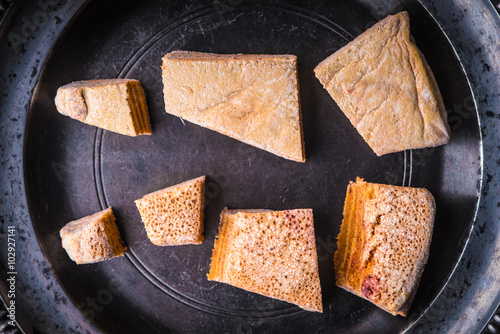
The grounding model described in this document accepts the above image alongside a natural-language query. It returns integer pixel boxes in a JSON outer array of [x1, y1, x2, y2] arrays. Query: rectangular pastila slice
[[135, 176, 205, 246], [207, 208, 323, 312], [55, 79, 151, 136], [314, 12, 450, 156], [162, 51, 305, 162], [333, 177, 435, 316]]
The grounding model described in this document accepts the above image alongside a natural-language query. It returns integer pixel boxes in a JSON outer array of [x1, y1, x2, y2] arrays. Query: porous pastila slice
[[135, 176, 205, 246], [162, 51, 305, 162], [60, 207, 127, 264], [207, 208, 323, 312], [334, 177, 435, 316], [55, 79, 151, 136], [314, 12, 450, 155]]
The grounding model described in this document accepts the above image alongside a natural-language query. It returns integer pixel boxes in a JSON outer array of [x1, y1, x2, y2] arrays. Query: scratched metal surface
[[0, 0, 498, 333]]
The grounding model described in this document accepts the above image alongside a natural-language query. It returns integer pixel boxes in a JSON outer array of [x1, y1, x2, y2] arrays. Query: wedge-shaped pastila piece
[[334, 177, 435, 316], [314, 12, 450, 156], [162, 51, 305, 162], [207, 208, 323, 312], [55, 79, 151, 136], [60, 207, 127, 264], [135, 176, 205, 246]]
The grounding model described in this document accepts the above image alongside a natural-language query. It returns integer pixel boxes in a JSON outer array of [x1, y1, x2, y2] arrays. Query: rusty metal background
[[0, 0, 498, 333]]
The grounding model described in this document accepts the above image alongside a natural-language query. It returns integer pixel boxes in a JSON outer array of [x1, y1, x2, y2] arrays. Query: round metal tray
[[0, 0, 498, 333]]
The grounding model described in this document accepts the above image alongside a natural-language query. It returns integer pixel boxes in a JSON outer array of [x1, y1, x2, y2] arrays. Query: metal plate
[[1, 0, 499, 333]]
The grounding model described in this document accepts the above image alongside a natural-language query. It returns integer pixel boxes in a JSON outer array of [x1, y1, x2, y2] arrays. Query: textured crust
[[162, 51, 305, 162], [55, 79, 152, 137], [314, 12, 450, 156], [207, 208, 323, 312], [333, 178, 435, 316], [59, 207, 127, 264], [135, 176, 205, 246]]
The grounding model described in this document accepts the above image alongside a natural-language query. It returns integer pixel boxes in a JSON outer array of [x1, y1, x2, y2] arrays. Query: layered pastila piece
[[334, 178, 435, 316], [55, 79, 151, 136], [162, 51, 305, 162], [314, 12, 450, 156], [135, 176, 205, 246], [208, 208, 323, 312], [60, 207, 127, 265]]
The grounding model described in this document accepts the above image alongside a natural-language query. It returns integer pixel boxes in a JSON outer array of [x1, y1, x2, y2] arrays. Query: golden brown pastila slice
[[60, 207, 127, 264], [333, 177, 435, 316], [314, 12, 450, 156], [162, 51, 305, 162], [135, 176, 205, 246], [207, 208, 323, 312], [55, 79, 151, 136]]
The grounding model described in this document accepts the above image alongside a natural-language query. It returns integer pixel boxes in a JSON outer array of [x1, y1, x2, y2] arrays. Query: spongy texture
[[135, 176, 205, 246], [54, 79, 151, 136], [207, 208, 323, 312], [333, 177, 435, 316], [60, 207, 127, 264]]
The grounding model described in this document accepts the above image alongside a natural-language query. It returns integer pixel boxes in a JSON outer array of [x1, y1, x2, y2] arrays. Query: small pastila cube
[[60, 207, 127, 264], [54, 79, 152, 136], [207, 208, 323, 312], [135, 176, 205, 246]]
